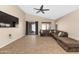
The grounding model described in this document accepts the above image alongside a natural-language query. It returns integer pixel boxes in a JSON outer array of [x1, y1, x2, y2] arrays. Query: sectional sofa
[[50, 30, 79, 52]]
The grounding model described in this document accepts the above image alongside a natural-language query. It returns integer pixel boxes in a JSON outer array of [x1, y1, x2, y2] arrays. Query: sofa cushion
[[59, 32, 68, 37], [58, 32, 62, 37]]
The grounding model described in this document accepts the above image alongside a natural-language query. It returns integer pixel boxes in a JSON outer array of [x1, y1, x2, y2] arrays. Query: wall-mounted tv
[[0, 11, 19, 27]]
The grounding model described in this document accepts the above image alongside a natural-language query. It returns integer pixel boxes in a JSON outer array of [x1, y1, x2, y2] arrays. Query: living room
[[0, 5, 79, 53]]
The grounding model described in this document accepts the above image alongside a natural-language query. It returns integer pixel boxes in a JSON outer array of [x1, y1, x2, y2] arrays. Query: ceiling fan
[[34, 5, 50, 14]]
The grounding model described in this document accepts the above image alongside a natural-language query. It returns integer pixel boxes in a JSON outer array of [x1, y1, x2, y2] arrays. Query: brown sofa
[[50, 30, 79, 52], [40, 30, 51, 36]]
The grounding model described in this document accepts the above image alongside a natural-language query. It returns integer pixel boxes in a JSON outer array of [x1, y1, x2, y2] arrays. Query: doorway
[[26, 21, 38, 35]]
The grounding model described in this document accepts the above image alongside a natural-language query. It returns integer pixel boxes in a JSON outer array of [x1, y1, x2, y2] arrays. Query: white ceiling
[[19, 5, 79, 19]]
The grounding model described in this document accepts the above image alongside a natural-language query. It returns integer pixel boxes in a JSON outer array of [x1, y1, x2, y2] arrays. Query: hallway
[[0, 35, 67, 54]]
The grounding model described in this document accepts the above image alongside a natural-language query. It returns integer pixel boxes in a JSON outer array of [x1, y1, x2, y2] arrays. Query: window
[[41, 22, 51, 30]]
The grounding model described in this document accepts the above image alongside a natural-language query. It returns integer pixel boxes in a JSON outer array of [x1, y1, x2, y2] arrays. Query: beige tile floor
[[0, 35, 78, 54]]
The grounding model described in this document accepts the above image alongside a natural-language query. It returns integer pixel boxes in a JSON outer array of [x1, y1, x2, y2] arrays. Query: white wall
[[25, 14, 55, 35], [57, 9, 79, 41], [0, 5, 25, 48]]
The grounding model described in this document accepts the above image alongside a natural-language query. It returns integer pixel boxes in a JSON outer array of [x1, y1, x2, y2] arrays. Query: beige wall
[[56, 9, 79, 41], [25, 14, 55, 35], [0, 5, 55, 48], [0, 5, 25, 48]]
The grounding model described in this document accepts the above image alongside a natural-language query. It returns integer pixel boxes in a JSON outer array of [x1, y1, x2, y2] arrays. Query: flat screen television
[[0, 11, 19, 27]]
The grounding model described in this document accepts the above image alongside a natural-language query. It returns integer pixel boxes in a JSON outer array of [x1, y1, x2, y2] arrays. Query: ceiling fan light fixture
[[34, 5, 50, 14]]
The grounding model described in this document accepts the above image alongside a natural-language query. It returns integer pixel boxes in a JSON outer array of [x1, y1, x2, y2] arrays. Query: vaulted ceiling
[[19, 5, 79, 20]]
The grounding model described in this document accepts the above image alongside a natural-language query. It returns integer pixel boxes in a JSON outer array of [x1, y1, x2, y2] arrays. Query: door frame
[[25, 21, 38, 35]]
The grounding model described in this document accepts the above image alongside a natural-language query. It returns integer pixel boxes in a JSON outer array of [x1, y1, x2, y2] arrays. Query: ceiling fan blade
[[40, 5, 43, 9], [36, 10, 40, 13], [41, 11, 45, 14], [34, 8, 40, 10], [43, 9, 50, 11]]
